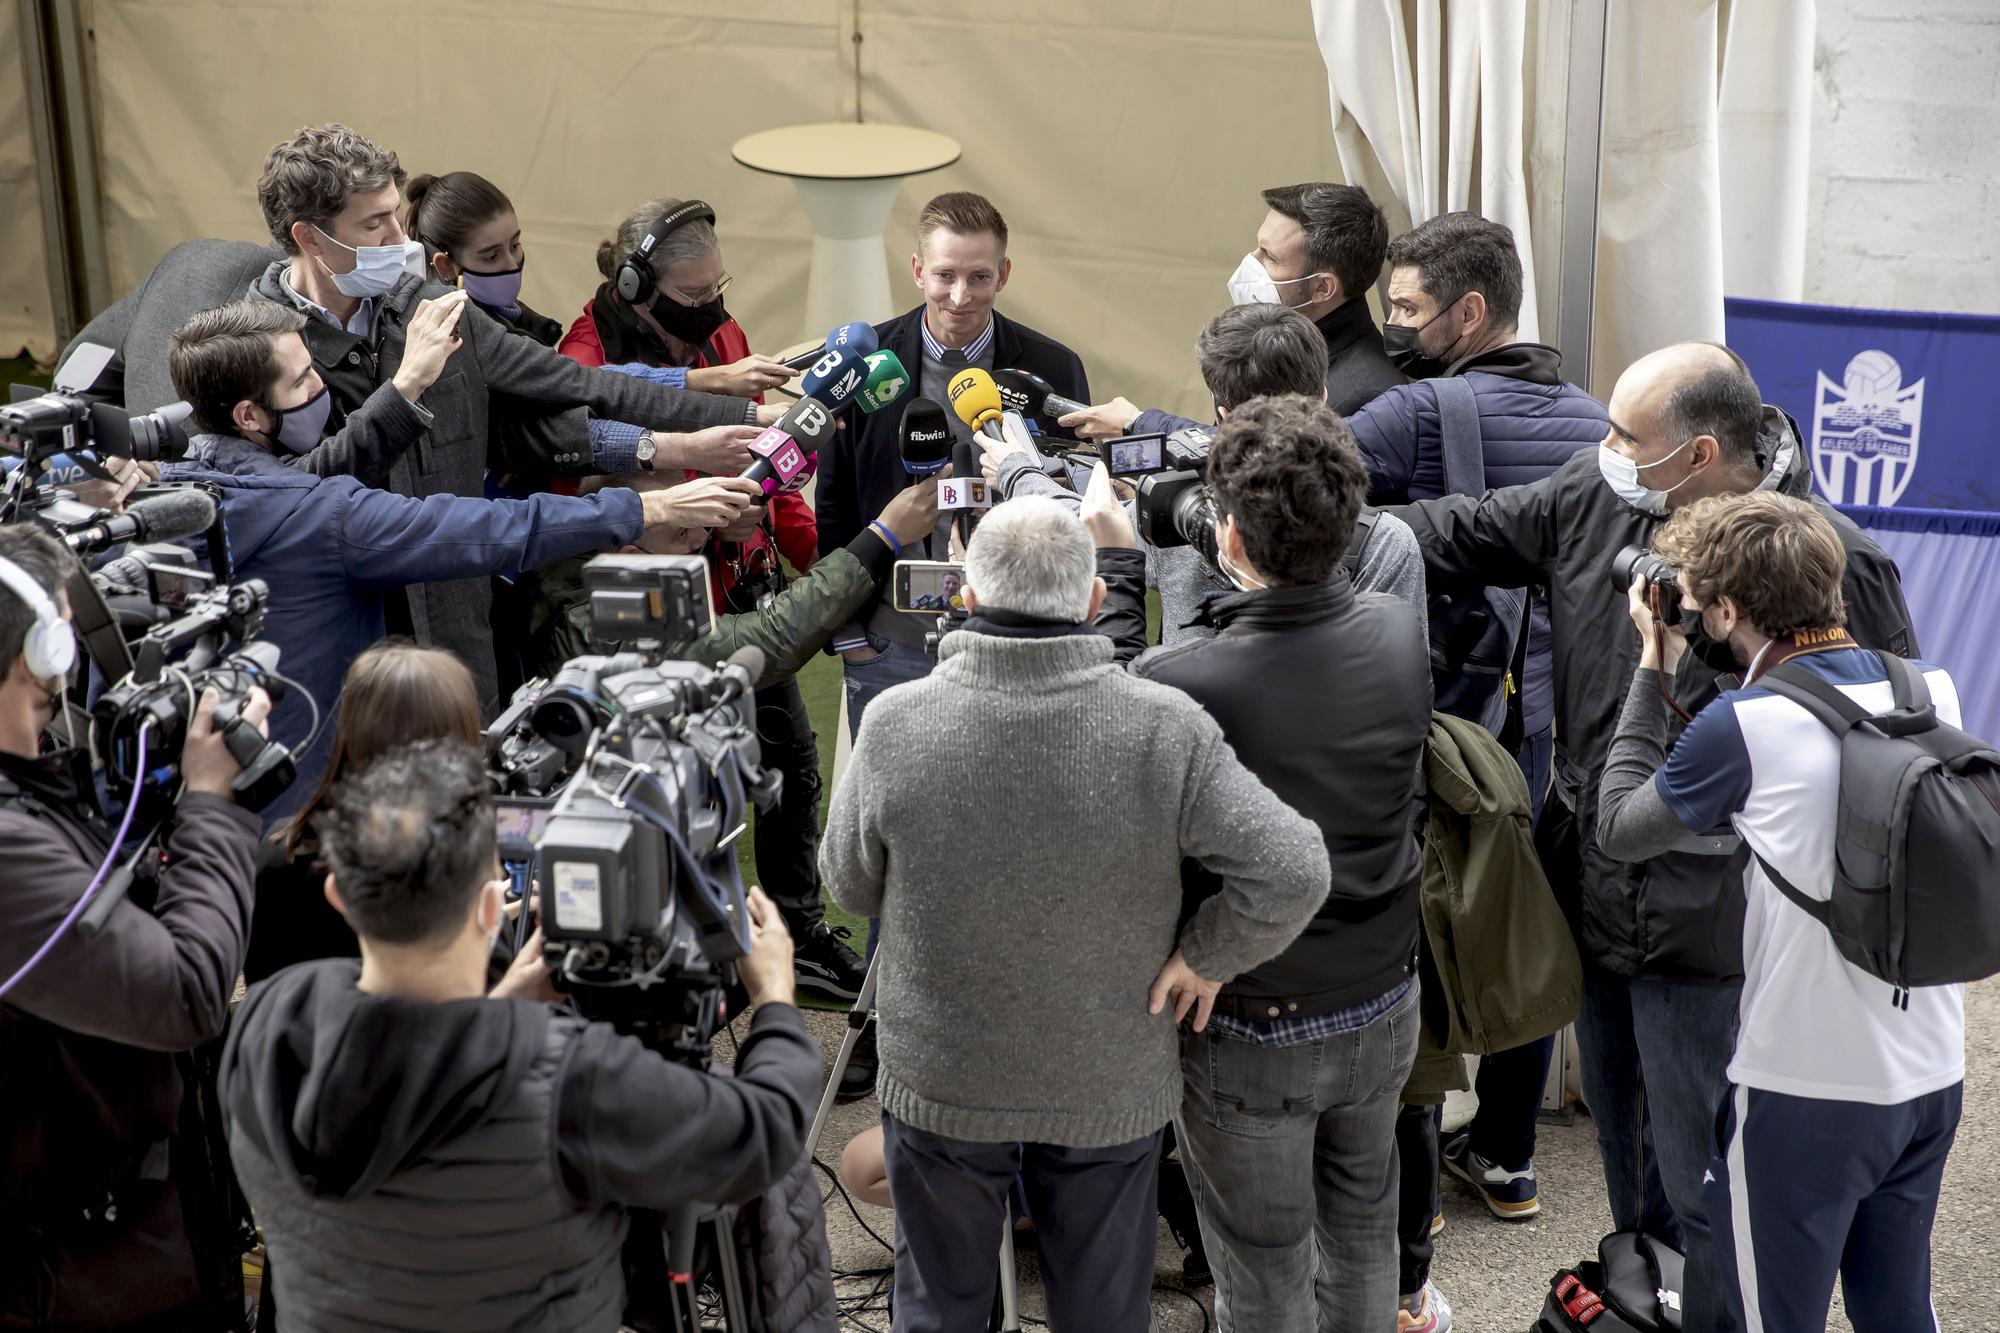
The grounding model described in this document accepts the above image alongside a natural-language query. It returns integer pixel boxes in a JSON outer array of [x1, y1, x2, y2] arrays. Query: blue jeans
[[882, 1116, 1162, 1333], [1576, 966, 1742, 1333], [1176, 983, 1420, 1333], [1707, 1081, 1959, 1333], [842, 636, 934, 959]]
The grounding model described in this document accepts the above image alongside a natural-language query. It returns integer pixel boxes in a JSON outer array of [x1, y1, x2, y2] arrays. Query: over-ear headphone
[[0, 553, 74, 680], [613, 199, 718, 303]]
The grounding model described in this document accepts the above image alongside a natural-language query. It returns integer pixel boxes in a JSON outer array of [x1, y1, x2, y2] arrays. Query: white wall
[[1803, 0, 2000, 314]]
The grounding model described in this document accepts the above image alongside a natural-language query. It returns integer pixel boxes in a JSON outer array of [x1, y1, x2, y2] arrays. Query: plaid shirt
[[1204, 975, 1415, 1049]]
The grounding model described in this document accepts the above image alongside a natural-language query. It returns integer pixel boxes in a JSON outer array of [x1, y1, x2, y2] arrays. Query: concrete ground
[[767, 978, 1999, 1331]]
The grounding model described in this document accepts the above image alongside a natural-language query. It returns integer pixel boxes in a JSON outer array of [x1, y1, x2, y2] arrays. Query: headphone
[[613, 199, 718, 303], [0, 553, 74, 680]]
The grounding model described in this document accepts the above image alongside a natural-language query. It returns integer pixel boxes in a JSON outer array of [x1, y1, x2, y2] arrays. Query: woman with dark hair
[[243, 642, 483, 983], [404, 170, 564, 344]]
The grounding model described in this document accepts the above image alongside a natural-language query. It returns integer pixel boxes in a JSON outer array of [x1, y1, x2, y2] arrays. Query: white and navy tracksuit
[[1652, 648, 1965, 1333]]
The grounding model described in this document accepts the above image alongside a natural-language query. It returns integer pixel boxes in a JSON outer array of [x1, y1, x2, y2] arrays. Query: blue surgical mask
[[313, 225, 426, 300], [261, 384, 333, 455], [1597, 437, 1702, 517]]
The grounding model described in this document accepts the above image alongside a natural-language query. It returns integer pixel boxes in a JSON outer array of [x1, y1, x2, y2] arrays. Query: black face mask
[[1382, 296, 1466, 379], [1685, 608, 1744, 675], [641, 290, 731, 348]]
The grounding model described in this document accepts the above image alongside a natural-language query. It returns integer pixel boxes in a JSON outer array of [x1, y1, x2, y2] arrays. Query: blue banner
[[1724, 297, 2000, 515]]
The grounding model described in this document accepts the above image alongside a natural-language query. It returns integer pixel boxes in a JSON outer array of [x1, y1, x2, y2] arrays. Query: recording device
[[855, 349, 912, 414], [1610, 544, 1693, 628], [935, 477, 992, 511], [993, 368, 1089, 423], [741, 397, 837, 497], [580, 552, 715, 646], [898, 398, 953, 476], [946, 367, 1006, 443], [1, 388, 194, 466], [1131, 424, 1222, 563], [779, 320, 878, 372], [892, 559, 967, 614], [61, 487, 217, 555], [799, 347, 869, 411], [1103, 432, 1169, 478]]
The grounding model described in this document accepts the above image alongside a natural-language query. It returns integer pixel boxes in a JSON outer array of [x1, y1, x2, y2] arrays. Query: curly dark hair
[[1205, 395, 1369, 586], [257, 123, 407, 255], [1651, 492, 1847, 638], [316, 738, 494, 946]]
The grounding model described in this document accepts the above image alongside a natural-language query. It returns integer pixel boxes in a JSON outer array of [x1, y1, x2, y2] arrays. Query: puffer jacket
[[1393, 407, 1917, 977]]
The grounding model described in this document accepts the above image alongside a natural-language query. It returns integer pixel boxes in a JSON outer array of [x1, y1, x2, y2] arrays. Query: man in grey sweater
[[821, 495, 1329, 1332]]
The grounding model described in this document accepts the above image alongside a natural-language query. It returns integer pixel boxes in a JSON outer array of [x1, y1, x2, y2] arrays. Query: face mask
[[459, 262, 524, 311], [1687, 603, 1744, 673], [641, 290, 731, 348], [259, 383, 333, 455], [1382, 297, 1466, 378], [313, 225, 426, 300], [1596, 436, 1702, 517], [1226, 252, 1324, 308], [1215, 518, 1267, 592]]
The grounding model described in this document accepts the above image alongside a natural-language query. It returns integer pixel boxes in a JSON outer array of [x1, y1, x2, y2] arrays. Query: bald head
[[1604, 341, 1766, 507]]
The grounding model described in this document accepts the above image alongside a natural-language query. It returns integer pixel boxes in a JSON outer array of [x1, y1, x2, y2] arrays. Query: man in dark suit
[[1060, 182, 1404, 441], [815, 191, 1090, 732]]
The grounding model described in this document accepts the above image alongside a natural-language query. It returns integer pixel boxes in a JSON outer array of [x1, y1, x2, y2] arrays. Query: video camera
[[1131, 424, 1222, 566], [483, 555, 779, 1063], [2, 344, 196, 523]]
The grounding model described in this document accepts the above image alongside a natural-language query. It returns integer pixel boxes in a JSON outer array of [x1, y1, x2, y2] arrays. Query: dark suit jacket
[[815, 305, 1089, 563]]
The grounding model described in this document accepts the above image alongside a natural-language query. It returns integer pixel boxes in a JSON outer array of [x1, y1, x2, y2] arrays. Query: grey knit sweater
[[821, 626, 1331, 1147]]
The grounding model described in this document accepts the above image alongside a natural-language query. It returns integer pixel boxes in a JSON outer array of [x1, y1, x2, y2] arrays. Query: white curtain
[[1311, 0, 1817, 398]]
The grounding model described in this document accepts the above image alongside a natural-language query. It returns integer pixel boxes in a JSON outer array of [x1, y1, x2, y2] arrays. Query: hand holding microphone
[[689, 354, 794, 399], [740, 397, 838, 497], [638, 475, 763, 531], [1057, 396, 1144, 443], [874, 466, 950, 547], [993, 369, 1091, 424]]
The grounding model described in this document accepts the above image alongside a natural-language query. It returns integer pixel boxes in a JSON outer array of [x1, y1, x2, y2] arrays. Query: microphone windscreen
[[946, 368, 1003, 433], [855, 350, 912, 415], [776, 396, 837, 451], [899, 398, 953, 476], [800, 347, 868, 409], [826, 322, 878, 359], [993, 368, 1051, 419], [130, 488, 217, 543], [725, 644, 767, 680]]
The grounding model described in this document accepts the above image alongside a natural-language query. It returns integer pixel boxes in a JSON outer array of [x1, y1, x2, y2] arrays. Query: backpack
[[1535, 1231, 1684, 1332], [1425, 377, 1528, 737], [1749, 652, 2000, 996]]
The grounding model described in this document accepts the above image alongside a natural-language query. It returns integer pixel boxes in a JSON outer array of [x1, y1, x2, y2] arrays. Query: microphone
[[0, 452, 100, 488], [945, 367, 1006, 442], [740, 398, 838, 497], [799, 347, 869, 411], [780, 321, 878, 373], [854, 350, 912, 415], [993, 368, 1088, 422], [62, 488, 216, 554], [898, 398, 953, 477]]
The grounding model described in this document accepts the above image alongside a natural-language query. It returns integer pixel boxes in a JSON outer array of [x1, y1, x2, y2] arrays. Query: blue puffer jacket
[[1346, 343, 1607, 736], [165, 435, 642, 821]]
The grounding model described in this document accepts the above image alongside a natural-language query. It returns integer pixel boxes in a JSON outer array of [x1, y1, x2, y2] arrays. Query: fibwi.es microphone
[[800, 347, 869, 411], [780, 321, 878, 373], [855, 350, 911, 414], [898, 398, 953, 476], [741, 397, 837, 497], [993, 368, 1089, 422], [63, 488, 216, 554], [946, 367, 1006, 443]]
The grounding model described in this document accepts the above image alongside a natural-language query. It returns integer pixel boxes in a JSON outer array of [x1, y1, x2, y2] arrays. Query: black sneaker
[[835, 1013, 878, 1104], [794, 922, 867, 1004]]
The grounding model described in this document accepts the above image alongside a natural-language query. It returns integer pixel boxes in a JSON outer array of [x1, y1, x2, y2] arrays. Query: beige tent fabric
[[0, 3, 57, 360], [71, 0, 1345, 420]]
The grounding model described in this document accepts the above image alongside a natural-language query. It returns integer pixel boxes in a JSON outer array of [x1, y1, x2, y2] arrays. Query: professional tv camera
[[484, 554, 780, 1063], [2, 344, 195, 522], [1131, 423, 1221, 564]]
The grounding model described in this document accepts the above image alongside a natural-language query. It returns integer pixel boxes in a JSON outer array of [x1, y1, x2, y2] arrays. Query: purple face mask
[[459, 263, 524, 311]]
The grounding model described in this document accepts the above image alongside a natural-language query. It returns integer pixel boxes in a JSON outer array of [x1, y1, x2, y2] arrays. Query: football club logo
[[1811, 349, 1924, 506]]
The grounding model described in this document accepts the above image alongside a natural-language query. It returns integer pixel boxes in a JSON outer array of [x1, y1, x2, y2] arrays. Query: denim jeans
[[882, 1116, 1162, 1333], [1176, 982, 1420, 1333], [841, 635, 935, 958], [748, 676, 825, 934], [1576, 964, 1743, 1333]]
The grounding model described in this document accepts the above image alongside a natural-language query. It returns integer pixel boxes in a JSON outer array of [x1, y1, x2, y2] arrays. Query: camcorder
[[484, 554, 780, 1064], [1131, 424, 1223, 567]]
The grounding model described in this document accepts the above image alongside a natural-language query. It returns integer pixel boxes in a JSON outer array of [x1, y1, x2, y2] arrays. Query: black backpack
[[1536, 1231, 1684, 1332], [1751, 652, 2000, 998]]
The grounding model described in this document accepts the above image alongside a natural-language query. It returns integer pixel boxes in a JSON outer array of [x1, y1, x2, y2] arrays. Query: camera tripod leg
[[804, 946, 880, 1162], [997, 1219, 1022, 1332], [710, 1213, 752, 1330]]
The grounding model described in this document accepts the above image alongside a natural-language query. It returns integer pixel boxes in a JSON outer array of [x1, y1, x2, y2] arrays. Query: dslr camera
[[1610, 544, 1693, 627], [484, 554, 778, 1063]]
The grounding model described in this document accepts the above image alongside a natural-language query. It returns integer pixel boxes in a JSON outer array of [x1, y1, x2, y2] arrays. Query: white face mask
[[1596, 437, 1702, 517], [313, 225, 426, 300], [1216, 517, 1268, 592], [1225, 252, 1325, 308]]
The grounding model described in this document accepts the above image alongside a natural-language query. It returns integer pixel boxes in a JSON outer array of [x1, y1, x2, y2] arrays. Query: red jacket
[[561, 300, 817, 611]]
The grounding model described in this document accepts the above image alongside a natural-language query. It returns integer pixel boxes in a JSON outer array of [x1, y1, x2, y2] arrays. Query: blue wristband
[[869, 520, 902, 556]]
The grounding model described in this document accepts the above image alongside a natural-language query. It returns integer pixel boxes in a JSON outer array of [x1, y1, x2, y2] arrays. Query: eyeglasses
[[662, 272, 732, 306]]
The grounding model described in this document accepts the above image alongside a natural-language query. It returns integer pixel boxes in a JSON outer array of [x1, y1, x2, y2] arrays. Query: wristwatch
[[634, 431, 657, 472]]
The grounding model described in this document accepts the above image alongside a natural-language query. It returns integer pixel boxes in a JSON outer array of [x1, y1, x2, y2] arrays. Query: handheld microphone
[[62, 488, 217, 554], [945, 367, 1006, 442], [993, 368, 1089, 422], [799, 347, 869, 411], [740, 397, 838, 497], [780, 321, 878, 373], [855, 350, 912, 415], [898, 398, 953, 477]]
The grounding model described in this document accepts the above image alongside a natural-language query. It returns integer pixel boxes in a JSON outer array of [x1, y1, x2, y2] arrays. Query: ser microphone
[[780, 321, 879, 372], [898, 398, 953, 476], [945, 367, 1006, 443], [62, 488, 217, 555], [993, 368, 1089, 422]]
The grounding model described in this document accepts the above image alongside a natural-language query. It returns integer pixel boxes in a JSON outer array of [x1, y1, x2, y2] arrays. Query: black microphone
[[63, 488, 216, 555], [898, 398, 953, 477], [993, 368, 1089, 422]]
